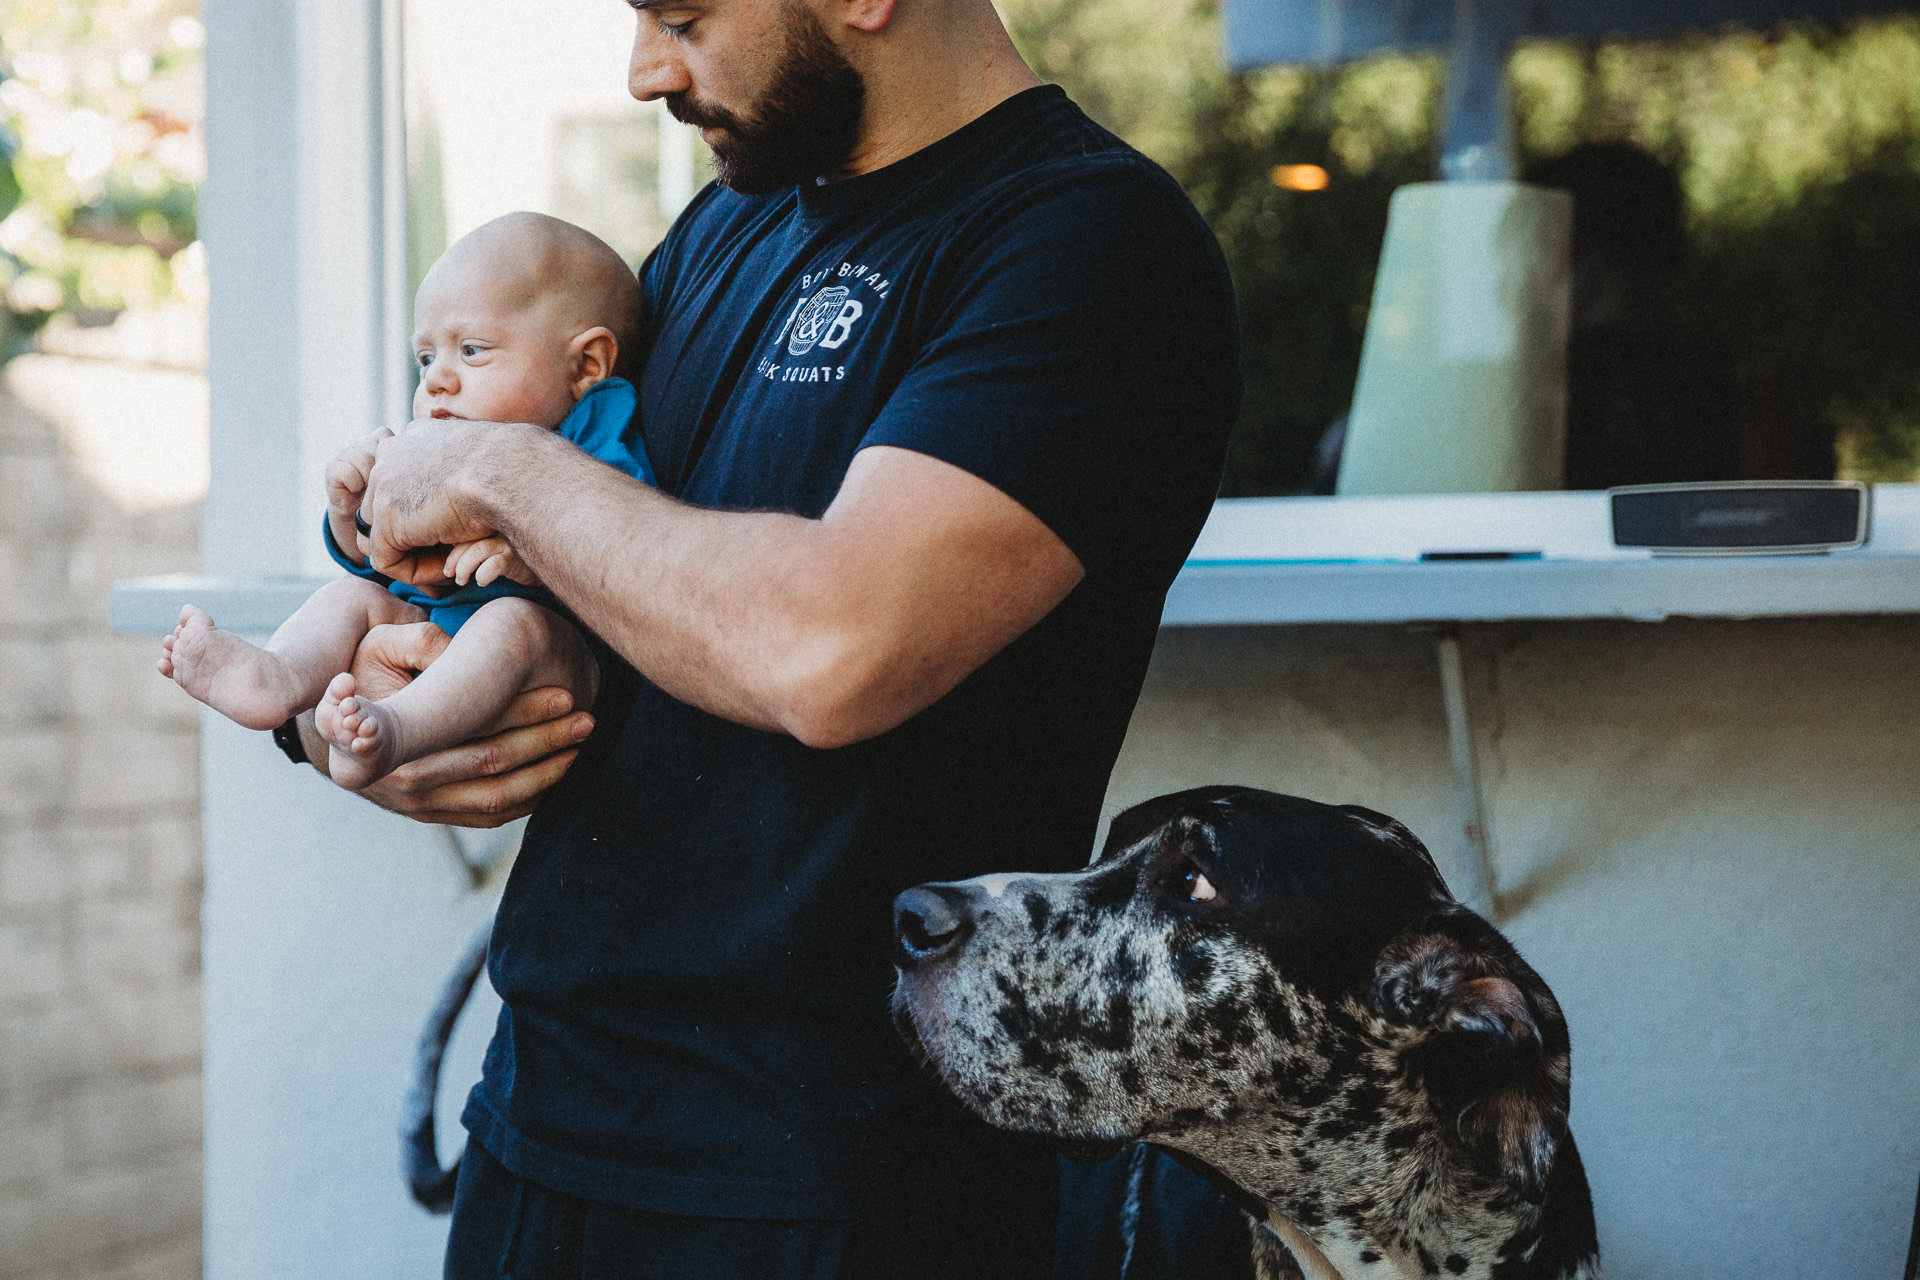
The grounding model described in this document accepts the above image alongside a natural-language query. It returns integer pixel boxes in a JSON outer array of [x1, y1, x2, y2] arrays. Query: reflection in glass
[[400, 0, 708, 295]]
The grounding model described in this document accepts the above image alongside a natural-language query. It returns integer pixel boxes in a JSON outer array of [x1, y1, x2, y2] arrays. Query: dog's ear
[[1372, 925, 1570, 1203], [1337, 805, 1453, 901]]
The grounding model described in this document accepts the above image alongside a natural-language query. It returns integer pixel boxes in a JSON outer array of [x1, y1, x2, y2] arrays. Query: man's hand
[[312, 620, 593, 827], [324, 426, 395, 568], [363, 418, 544, 586]]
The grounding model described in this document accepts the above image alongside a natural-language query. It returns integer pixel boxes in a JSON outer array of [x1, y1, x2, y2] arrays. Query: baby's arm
[[314, 597, 598, 791], [325, 426, 395, 567]]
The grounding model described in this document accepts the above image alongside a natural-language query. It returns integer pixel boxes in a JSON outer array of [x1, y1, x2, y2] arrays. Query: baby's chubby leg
[[315, 597, 599, 791], [160, 578, 426, 730]]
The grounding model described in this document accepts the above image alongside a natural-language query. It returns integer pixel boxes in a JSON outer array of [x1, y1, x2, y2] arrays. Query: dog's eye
[[1179, 861, 1218, 903]]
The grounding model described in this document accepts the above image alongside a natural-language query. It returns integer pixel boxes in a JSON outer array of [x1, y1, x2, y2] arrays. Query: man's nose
[[891, 884, 977, 970], [628, 22, 691, 102]]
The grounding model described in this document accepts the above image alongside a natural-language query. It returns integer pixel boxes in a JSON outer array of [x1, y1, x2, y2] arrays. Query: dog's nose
[[892, 885, 974, 969]]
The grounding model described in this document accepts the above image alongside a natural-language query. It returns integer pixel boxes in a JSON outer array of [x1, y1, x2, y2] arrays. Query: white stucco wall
[[1107, 618, 1920, 1279], [199, 709, 496, 1277]]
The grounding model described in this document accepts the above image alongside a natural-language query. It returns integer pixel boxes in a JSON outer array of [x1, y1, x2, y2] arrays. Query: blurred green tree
[[1001, 0, 1920, 490], [1001, 0, 1440, 494], [1511, 19, 1920, 482], [0, 0, 204, 359]]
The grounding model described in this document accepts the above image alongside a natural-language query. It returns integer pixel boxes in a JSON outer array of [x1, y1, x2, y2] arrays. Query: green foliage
[[1511, 19, 1920, 481], [1186, 62, 1440, 493], [1003, 0, 1920, 490], [0, 0, 204, 359], [997, 0, 1226, 175], [1002, 0, 1440, 494]]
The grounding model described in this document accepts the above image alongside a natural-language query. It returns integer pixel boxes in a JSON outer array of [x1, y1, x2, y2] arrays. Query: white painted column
[[190, 2, 498, 1275], [198, 0, 302, 577], [202, 0, 413, 579]]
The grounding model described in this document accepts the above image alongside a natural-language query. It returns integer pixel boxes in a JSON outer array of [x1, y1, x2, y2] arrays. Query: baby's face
[[411, 259, 580, 429]]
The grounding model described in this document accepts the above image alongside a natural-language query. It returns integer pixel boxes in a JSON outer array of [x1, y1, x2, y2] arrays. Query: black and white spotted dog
[[890, 786, 1600, 1280]]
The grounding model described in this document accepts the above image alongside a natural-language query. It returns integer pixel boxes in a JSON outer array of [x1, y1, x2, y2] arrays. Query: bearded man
[[342, 0, 1240, 1273]]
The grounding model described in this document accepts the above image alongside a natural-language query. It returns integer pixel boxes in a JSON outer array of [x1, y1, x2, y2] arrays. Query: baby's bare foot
[[161, 605, 309, 730], [315, 672, 409, 790]]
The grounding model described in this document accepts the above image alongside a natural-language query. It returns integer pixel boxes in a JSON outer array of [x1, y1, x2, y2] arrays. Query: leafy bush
[[0, 0, 204, 359], [1002, 0, 1920, 490]]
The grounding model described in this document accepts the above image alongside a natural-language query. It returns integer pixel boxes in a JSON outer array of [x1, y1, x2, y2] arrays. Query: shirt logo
[[787, 284, 866, 356], [761, 261, 891, 387]]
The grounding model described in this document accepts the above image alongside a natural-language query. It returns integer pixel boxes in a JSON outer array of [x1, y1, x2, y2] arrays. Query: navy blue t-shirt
[[463, 85, 1240, 1221]]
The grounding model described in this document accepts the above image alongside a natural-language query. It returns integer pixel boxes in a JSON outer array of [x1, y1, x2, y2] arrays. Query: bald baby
[[412, 213, 644, 429], [161, 211, 652, 792]]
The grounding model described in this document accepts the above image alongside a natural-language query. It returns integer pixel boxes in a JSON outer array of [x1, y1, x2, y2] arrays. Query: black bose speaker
[[1610, 482, 1869, 554]]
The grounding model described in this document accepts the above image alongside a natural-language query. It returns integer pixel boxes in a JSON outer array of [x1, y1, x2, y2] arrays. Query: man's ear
[[837, 0, 899, 35], [1372, 923, 1571, 1203], [569, 327, 619, 398]]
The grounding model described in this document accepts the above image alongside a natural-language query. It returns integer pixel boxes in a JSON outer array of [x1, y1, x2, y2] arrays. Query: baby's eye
[[461, 344, 483, 359], [416, 351, 433, 368]]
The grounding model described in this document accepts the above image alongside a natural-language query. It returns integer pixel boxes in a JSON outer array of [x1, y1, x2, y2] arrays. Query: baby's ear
[[569, 327, 619, 397]]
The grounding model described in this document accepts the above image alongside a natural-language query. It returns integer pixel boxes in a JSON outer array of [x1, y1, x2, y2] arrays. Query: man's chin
[[711, 155, 799, 196]]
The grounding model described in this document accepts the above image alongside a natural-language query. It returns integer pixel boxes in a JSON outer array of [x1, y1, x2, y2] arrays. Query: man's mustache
[[664, 92, 739, 134]]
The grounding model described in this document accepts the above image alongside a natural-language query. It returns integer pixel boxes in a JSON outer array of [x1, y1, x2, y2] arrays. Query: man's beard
[[665, 5, 866, 195]]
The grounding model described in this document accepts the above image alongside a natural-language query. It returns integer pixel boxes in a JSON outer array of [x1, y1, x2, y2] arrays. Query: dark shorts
[[444, 1143, 1058, 1280]]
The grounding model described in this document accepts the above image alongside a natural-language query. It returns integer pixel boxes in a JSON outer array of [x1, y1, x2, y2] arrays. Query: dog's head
[[890, 786, 1573, 1208]]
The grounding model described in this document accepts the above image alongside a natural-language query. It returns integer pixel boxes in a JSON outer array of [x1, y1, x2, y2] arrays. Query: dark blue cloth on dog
[[1055, 1149, 1260, 1280]]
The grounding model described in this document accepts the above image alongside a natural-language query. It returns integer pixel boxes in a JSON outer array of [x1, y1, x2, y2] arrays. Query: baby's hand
[[325, 426, 396, 564], [445, 536, 540, 588]]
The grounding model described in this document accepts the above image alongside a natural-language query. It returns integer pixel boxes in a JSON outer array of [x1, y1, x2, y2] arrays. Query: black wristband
[[271, 716, 309, 765]]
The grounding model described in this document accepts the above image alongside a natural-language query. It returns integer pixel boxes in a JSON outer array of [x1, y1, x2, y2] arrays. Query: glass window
[[401, 0, 706, 292]]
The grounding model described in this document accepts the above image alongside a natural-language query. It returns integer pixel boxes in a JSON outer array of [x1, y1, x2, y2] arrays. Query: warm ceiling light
[[1270, 164, 1331, 191]]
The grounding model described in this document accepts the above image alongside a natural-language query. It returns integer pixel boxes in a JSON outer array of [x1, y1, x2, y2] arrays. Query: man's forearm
[[461, 429, 899, 746], [365, 418, 1083, 748]]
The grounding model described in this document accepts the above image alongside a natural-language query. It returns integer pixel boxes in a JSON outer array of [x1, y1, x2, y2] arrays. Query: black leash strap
[[401, 919, 493, 1213]]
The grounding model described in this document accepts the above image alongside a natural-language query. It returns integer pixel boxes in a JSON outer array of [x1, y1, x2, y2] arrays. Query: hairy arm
[[362, 422, 1084, 749]]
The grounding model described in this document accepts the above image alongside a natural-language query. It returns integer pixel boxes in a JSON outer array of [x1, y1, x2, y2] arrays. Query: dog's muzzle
[[891, 885, 976, 969]]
